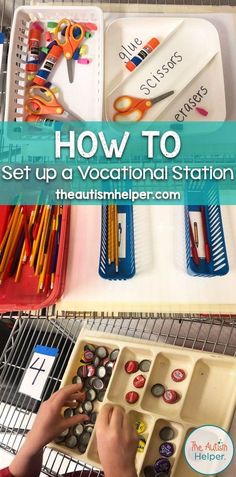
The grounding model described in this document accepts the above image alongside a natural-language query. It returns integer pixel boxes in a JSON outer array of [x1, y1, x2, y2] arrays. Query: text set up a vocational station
[[47, 329, 236, 477], [0, 5, 232, 312]]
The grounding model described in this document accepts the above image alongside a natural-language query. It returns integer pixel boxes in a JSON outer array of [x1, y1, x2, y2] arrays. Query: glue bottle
[[26, 24, 43, 73], [33, 44, 63, 86]]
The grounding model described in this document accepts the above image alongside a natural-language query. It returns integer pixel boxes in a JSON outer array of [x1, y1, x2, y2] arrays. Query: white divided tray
[[4, 5, 104, 121], [105, 17, 226, 122], [50, 329, 236, 477]]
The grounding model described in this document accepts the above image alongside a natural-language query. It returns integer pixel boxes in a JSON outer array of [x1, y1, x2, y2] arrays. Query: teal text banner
[[0, 121, 236, 205]]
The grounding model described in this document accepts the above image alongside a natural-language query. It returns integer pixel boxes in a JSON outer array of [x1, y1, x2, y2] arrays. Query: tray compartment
[[141, 351, 193, 418], [56, 336, 120, 460], [107, 345, 154, 406], [128, 410, 155, 472], [141, 418, 184, 477], [181, 357, 236, 427], [174, 428, 198, 477]]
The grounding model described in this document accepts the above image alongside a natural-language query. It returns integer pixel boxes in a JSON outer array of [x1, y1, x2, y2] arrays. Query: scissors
[[113, 90, 175, 121], [25, 85, 83, 121], [55, 18, 85, 83]]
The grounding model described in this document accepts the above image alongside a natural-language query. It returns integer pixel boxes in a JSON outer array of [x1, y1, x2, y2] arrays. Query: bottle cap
[[125, 360, 139, 374], [154, 458, 171, 474], [159, 442, 175, 457], [84, 349, 95, 362], [96, 365, 106, 378], [64, 408, 74, 418], [171, 368, 186, 382], [86, 388, 97, 402], [125, 391, 139, 404], [133, 374, 146, 388], [159, 426, 175, 441], [95, 346, 108, 359], [151, 383, 165, 397], [163, 390, 179, 404], [73, 423, 84, 437], [143, 466, 156, 477], [139, 359, 151, 372], [110, 349, 119, 361], [137, 436, 146, 452], [135, 420, 146, 434], [65, 435, 77, 448]]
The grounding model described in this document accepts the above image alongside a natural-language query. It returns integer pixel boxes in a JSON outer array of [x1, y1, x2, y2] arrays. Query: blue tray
[[99, 205, 135, 280]]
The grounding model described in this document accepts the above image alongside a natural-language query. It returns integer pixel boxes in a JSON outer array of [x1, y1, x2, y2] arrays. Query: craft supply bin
[[4, 5, 104, 122], [0, 2, 236, 477], [49, 328, 236, 477], [0, 206, 70, 312]]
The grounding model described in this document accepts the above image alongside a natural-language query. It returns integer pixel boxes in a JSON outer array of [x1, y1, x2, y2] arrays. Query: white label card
[[118, 213, 126, 259], [19, 345, 59, 401]]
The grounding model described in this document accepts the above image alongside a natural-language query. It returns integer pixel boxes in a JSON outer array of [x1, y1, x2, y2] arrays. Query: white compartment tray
[[49, 328, 236, 477]]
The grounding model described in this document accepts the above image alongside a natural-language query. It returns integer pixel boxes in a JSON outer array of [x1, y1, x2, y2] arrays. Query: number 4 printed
[[19, 345, 59, 400]]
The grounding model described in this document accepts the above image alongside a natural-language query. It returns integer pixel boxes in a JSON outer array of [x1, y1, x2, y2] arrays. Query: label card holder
[[19, 345, 59, 401]]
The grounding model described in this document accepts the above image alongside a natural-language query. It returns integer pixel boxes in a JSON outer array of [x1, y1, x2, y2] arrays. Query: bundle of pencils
[[0, 204, 63, 293], [107, 205, 119, 272]]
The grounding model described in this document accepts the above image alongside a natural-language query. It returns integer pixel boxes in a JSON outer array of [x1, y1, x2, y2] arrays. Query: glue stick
[[26, 114, 62, 130], [126, 37, 160, 72], [26, 24, 42, 73], [33, 44, 63, 86]]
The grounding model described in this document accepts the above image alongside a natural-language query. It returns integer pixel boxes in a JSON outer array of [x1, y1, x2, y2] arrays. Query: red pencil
[[189, 216, 200, 265]]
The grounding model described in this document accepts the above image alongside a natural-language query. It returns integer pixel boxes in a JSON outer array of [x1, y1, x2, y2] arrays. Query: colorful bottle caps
[[143, 466, 156, 477], [159, 426, 175, 441], [95, 346, 108, 359], [86, 388, 97, 402], [125, 391, 139, 404], [65, 435, 77, 448], [163, 390, 179, 404], [139, 359, 151, 372], [110, 348, 119, 361], [98, 390, 106, 402], [125, 360, 139, 374], [84, 349, 95, 362], [137, 436, 146, 452], [159, 442, 175, 457], [133, 374, 146, 388], [154, 458, 171, 474], [73, 423, 84, 437], [64, 408, 74, 418], [151, 383, 165, 397], [135, 420, 146, 434], [171, 368, 186, 382]]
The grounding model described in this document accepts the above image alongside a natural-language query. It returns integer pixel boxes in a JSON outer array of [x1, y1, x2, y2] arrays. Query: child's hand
[[24, 384, 89, 455], [96, 404, 138, 477]]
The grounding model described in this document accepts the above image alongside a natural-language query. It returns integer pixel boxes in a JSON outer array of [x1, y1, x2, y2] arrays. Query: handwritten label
[[19, 345, 59, 400]]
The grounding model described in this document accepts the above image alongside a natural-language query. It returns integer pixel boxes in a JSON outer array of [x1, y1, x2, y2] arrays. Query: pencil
[[30, 205, 47, 267], [0, 206, 21, 274], [35, 205, 51, 275], [114, 205, 119, 272]]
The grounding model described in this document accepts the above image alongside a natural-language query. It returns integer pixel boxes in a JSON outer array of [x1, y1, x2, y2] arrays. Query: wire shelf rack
[[0, 314, 236, 476], [0, 0, 236, 475]]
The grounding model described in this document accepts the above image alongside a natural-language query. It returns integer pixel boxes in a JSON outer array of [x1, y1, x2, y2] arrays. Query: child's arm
[[9, 384, 88, 477], [96, 404, 138, 477]]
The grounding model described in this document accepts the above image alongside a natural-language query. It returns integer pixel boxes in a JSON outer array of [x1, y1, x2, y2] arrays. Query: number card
[[19, 345, 59, 400]]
